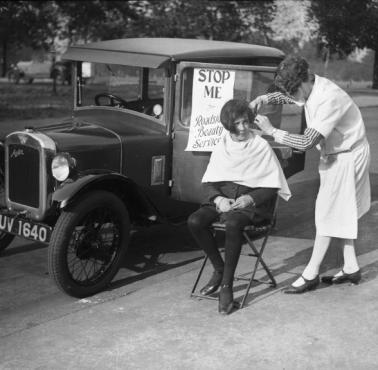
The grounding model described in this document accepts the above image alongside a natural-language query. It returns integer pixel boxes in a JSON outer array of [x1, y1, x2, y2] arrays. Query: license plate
[[0, 213, 52, 243]]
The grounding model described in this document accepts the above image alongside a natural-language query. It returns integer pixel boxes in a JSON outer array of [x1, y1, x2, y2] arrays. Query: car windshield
[[80, 63, 140, 103], [78, 62, 165, 122]]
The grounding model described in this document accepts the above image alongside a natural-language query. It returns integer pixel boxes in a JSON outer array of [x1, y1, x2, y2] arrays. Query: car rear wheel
[[0, 232, 15, 253], [48, 190, 130, 298]]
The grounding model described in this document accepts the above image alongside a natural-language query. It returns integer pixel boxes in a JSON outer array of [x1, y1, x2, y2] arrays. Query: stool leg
[[239, 240, 262, 308], [245, 232, 277, 287], [190, 255, 209, 296], [239, 233, 277, 309]]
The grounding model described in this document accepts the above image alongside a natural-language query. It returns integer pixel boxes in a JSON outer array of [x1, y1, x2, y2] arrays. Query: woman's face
[[231, 114, 252, 141], [290, 81, 313, 105]]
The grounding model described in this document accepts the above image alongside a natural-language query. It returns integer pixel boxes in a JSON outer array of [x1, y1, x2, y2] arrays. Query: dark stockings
[[188, 206, 224, 273], [188, 206, 252, 287]]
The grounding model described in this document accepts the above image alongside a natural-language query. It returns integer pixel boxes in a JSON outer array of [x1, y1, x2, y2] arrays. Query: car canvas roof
[[62, 38, 284, 68]]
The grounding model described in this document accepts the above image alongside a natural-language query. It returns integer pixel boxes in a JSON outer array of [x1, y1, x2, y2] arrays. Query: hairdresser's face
[[231, 114, 252, 141], [290, 86, 305, 106], [290, 82, 312, 106]]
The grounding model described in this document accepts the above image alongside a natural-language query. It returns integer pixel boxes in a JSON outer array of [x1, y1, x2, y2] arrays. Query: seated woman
[[187, 99, 291, 315]]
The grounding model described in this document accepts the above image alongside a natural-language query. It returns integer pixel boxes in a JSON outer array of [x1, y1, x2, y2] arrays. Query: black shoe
[[321, 269, 361, 285], [284, 275, 320, 294], [199, 270, 223, 296], [218, 284, 235, 315]]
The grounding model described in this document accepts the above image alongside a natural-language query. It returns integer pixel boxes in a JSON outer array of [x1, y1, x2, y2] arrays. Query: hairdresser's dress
[[305, 75, 370, 239]]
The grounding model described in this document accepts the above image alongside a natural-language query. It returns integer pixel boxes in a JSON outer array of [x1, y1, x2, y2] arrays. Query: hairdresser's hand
[[231, 195, 255, 210], [248, 95, 269, 114], [214, 196, 235, 213], [254, 114, 275, 135]]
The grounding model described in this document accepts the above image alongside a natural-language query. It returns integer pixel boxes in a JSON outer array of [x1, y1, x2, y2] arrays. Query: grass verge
[[0, 80, 72, 121]]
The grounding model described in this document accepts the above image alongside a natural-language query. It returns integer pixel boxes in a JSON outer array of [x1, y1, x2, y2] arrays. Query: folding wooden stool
[[190, 196, 279, 309]]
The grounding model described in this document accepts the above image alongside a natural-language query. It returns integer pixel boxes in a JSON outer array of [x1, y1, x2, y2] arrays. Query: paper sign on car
[[185, 68, 235, 151]]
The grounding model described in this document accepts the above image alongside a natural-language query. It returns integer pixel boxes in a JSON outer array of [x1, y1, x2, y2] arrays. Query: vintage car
[[0, 38, 305, 297]]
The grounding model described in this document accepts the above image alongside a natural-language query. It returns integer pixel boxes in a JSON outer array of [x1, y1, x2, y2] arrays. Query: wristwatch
[[270, 128, 278, 136]]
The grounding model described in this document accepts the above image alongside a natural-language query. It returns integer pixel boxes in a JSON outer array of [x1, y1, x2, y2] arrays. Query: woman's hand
[[254, 115, 275, 135], [231, 195, 254, 210], [248, 95, 269, 114], [214, 196, 235, 213]]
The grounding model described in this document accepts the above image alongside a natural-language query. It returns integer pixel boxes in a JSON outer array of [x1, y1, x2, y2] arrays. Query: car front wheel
[[48, 190, 130, 298]]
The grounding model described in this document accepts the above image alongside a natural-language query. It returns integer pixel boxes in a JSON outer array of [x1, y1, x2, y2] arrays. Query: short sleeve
[[309, 94, 352, 139]]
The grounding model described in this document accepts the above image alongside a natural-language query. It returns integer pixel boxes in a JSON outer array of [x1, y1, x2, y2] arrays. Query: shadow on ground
[[105, 172, 378, 294], [2, 173, 376, 299]]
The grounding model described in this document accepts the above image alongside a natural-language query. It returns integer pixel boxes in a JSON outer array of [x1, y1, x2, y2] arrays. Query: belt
[[326, 149, 351, 156], [324, 137, 368, 156]]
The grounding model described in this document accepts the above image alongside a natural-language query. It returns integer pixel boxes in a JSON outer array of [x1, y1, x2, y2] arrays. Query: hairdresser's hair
[[274, 55, 311, 96]]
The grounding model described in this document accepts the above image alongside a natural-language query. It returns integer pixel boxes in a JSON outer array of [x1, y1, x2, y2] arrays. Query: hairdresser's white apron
[[305, 76, 371, 239]]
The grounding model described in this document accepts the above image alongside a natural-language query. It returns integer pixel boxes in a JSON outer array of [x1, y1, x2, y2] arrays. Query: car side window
[[148, 69, 164, 99], [180, 67, 281, 128]]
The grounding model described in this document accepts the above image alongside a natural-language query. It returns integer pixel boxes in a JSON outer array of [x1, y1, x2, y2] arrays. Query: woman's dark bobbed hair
[[274, 55, 310, 96], [220, 99, 255, 133]]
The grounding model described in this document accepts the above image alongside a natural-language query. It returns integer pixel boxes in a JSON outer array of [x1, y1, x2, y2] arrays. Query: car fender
[[52, 173, 158, 221]]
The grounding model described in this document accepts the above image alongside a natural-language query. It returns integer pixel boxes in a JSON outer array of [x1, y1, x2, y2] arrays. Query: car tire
[[0, 232, 15, 253], [48, 190, 130, 298]]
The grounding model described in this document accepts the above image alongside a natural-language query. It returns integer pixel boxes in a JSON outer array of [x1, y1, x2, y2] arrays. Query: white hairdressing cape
[[202, 132, 291, 201]]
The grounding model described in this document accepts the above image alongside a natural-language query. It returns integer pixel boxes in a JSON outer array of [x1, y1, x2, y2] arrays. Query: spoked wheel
[[48, 191, 130, 298], [0, 231, 15, 253]]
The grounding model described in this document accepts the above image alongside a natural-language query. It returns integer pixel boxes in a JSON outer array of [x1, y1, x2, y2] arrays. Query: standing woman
[[249, 55, 371, 293]]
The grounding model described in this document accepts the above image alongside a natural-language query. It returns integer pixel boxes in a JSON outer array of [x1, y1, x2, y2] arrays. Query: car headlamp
[[52, 153, 75, 182], [153, 104, 163, 117]]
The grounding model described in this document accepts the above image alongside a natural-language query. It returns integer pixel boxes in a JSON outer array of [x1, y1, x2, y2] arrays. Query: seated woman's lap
[[188, 205, 252, 232], [187, 205, 219, 230], [221, 211, 253, 233]]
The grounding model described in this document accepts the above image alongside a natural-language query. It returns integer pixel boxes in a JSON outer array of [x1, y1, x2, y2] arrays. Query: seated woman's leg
[[222, 212, 252, 286], [188, 206, 225, 296], [187, 206, 224, 273], [219, 212, 251, 314]]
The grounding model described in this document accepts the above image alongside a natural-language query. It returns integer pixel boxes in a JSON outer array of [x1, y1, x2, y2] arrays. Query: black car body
[[0, 38, 305, 297]]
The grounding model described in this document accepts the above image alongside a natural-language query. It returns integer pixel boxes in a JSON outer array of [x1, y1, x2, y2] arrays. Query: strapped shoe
[[321, 269, 361, 285], [218, 284, 235, 315], [199, 270, 223, 296], [284, 275, 320, 294]]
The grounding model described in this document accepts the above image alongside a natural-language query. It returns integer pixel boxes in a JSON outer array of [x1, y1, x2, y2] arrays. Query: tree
[[0, 1, 58, 76], [130, 0, 245, 41], [269, 0, 318, 53], [309, 0, 378, 89], [0, 0, 278, 77], [56, 1, 139, 43], [237, 0, 276, 45], [128, 0, 277, 44]]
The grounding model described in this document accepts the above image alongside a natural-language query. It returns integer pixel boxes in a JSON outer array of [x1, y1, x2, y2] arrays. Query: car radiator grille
[[8, 144, 40, 208]]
